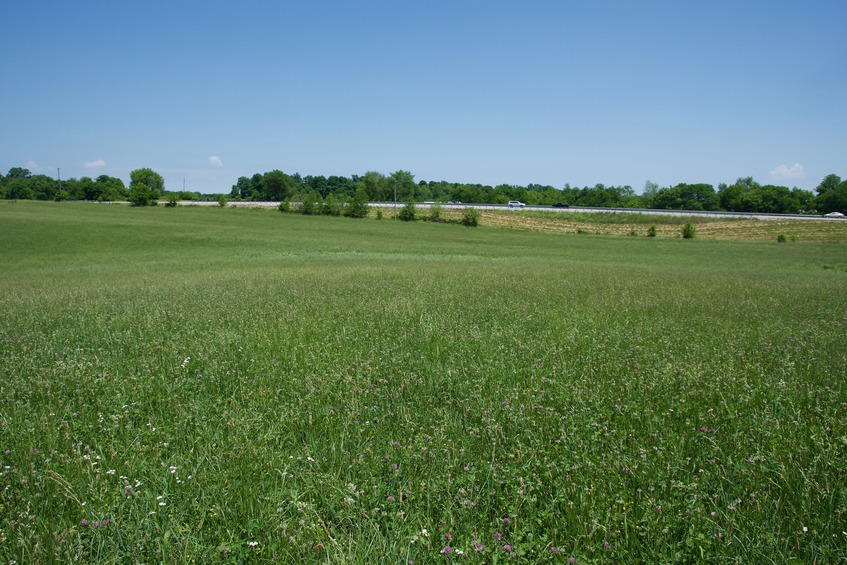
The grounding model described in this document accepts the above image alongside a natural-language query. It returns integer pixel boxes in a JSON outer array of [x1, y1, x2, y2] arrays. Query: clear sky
[[2, 1, 844, 194]]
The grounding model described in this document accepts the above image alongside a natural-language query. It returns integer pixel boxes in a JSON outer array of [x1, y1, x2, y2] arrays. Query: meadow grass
[[1, 201, 846, 563]]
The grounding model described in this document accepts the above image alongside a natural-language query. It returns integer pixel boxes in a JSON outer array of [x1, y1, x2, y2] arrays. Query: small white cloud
[[769, 163, 804, 182], [209, 156, 223, 167], [84, 159, 106, 169], [25, 160, 40, 170]]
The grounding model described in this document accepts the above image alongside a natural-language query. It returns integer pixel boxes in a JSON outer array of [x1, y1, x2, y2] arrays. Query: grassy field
[[1, 201, 846, 563]]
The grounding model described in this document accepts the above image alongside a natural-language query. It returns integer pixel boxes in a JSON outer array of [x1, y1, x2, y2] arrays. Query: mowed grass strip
[[1, 201, 846, 563]]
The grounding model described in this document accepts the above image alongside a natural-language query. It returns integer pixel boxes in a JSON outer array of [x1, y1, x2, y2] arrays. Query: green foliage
[[461, 206, 480, 227], [278, 200, 290, 213], [344, 186, 370, 218], [681, 222, 696, 239], [129, 168, 164, 196], [390, 170, 416, 202], [397, 201, 417, 221], [320, 193, 342, 216], [777, 233, 787, 243], [427, 202, 443, 221], [815, 173, 841, 195], [217, 194, 227, 207], [816, 179, 847, 214], [647, 225, 657, 237], [260, 170, 293, 201], [299, 191, 320, 215], [376, 208, 383, 220], [651, 183, 717, 211], [128, 183, 158, 206], [165, 194, 178, 207]]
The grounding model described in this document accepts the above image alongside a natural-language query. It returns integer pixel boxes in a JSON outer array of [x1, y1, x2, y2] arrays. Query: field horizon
[[1, 201, 845, 563]]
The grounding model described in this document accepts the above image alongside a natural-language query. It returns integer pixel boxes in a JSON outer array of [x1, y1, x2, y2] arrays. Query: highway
[[179, 200, 838, 221]]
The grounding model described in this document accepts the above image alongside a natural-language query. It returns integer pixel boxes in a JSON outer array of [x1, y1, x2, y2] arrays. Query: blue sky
[[2, 1, 844, 194]]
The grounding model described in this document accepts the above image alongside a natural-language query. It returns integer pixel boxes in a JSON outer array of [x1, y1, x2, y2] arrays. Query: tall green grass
[[1, 201, 846, 563]]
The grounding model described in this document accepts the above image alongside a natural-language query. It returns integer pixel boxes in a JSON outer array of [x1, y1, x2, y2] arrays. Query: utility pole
[[393, 178, 397, 220]]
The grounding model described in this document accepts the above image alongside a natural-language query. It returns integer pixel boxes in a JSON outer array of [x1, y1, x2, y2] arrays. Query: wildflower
[[80, 519, 88, 526], [93, 521, 99, 529], [102, 519, 109, 526], [503, 517, 510, 525], [463, 499, 472, 506], [493, 532, 502, 541], [604, 540, 610, 549], [387, 496, 395, 502], [569, 557, 576, 564], [441, 546, 452, 554], [464, 466, 470, 471], [503, 544, 512, 552], [550, 546, 558, 553], [246, 541, 259, 547], [169, 466, 177, 473], [445, 532, 452, 541]]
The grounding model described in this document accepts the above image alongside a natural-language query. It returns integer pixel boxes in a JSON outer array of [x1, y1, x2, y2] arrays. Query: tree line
[[2, 165, 845, 215]]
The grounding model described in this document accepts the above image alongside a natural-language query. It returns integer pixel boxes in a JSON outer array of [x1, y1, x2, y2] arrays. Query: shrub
[[397, 202, 417, 222], [428, 203, 443, 222], [681, 222, 696, 239], [375, 209, 383, 220], [777, 233, 787, 243], [461, 207, 480, 227], [321, 194, 342, 216], [300, 192, 319, 215], [217, 194, 227, 207], [278, 201, 290, 213], [647, 225, 657, 237], [165, 195, 178, 208], [128, 183, 158, 206], [344, 189, 370, 218]]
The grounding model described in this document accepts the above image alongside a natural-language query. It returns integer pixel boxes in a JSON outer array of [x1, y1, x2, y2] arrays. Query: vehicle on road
[[508, 201, 526, 207], [551, 202, 570, 208], [822, 211, 844, 218]]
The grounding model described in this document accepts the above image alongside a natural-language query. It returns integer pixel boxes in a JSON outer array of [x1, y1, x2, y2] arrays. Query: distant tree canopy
[[2, 166, 843, 215]]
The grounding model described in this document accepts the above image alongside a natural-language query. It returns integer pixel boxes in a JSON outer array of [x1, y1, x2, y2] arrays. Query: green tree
[[358, 171, 390, 201], [817, 179, 847, 214], [7, 167, 32, 179], [261, 170, 292, 201], [344, 186, 370, 218], [95, 175, 127, 201], [815, 174, 841, 195], [29, 175, 57, 201], [390, 170, 416, 202], [128, 183, 158, 206], [642, 180, 659, 208], [230, 176, 255, 200], [6, 177, 33, 199], [130, 168, 165, 196]]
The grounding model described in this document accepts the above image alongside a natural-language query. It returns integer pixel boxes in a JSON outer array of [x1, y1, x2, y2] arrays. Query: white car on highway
[[822, 211, 844, 218], [508, 201, 526, 207]]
